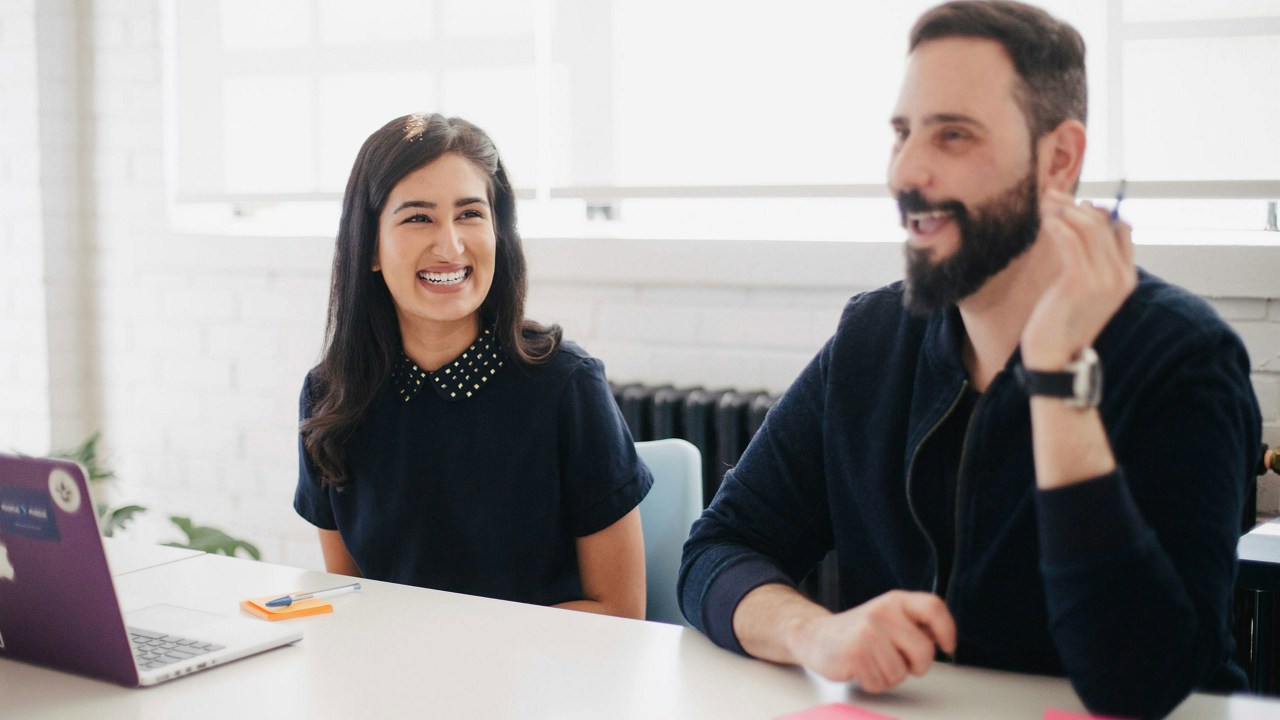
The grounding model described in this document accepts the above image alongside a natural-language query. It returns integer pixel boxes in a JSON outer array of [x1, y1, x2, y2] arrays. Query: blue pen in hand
[[264, 581, 361, 608], [1109, 179, 1127, 224]]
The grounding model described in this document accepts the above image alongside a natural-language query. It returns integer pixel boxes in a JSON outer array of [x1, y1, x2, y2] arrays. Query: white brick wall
[[1237, 321, 1280, 372], [0, 0, 51, 453], [6, 0, 1278, 575], [38, 0, 96, 451]]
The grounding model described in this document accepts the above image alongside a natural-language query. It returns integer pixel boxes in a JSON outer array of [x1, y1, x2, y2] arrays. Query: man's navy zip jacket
[[679, 270, 1259, 719]]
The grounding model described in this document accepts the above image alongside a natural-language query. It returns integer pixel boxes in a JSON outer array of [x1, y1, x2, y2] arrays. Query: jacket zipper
[[943, 389, 986, 609], [904, 380, 969, 596]]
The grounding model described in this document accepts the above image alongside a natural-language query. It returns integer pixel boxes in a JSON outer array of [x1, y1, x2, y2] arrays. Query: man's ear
[[1038, 119, 1086, 194]]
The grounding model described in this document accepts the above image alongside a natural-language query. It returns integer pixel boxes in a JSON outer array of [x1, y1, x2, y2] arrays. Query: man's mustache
[[896, 190, 968, 227]]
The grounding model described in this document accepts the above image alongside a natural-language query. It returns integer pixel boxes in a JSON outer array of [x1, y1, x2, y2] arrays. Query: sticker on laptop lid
[[0, 541, 8, 648], [1, 542, 12, 648], [0, 486, 61, 542], [48, 468, 82, 514], [0, 541, 13, 581]]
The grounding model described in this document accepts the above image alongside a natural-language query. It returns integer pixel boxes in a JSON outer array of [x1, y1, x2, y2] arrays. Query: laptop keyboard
[[128, 627, 226, 670]]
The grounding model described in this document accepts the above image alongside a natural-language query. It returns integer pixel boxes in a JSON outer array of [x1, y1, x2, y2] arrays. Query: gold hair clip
[[404, 112, 429, 141]]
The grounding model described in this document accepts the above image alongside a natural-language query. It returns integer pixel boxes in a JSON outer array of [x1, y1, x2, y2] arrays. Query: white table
[[103, 536, 205, 576], [4, 546, 1279, 719]]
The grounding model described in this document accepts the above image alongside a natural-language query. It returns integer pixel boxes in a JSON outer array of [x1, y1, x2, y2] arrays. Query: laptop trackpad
[[126, 603, 228, 634]]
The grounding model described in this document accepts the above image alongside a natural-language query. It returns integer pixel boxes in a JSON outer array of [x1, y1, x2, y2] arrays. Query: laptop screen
[[0, 454, 139, 685]]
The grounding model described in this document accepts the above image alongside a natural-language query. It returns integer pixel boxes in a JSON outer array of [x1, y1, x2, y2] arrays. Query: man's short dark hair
[[910, 0, 1087, 138]]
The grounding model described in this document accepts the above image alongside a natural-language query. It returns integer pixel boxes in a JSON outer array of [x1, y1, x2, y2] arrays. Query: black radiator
[[612, 383, 866, 613], [611, 383, 777, 506]]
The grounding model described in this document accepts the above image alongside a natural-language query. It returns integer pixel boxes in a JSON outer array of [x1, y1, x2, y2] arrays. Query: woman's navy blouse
[[295, 335, 651, 607]]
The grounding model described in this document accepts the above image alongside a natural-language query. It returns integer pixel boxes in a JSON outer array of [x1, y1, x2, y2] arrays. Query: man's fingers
[[900, 592, 957, 654], [1042, 213, 1086, 281], [1053, 203, 1112, 269], [1039, 188, 1074, 221], [1115, 220, 1135, 268], [877, 602, 939, 676], [810, 592, 956, 693], [853, 654, 888, 693], [873, 639, 911, 688], [1053, 198, 1134, 273], [895, 627, 937, 676], [864, 594, 946, 689]]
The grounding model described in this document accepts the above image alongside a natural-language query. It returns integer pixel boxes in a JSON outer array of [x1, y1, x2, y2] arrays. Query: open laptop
[[0, 453, 302, 686]]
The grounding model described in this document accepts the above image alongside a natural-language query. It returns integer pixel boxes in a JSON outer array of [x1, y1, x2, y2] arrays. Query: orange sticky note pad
[[239, 593, 333, 621], [777, 703, 895, 720]]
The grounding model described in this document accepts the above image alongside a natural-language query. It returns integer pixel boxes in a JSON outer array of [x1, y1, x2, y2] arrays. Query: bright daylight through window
[[165, 0, 1280, 244]]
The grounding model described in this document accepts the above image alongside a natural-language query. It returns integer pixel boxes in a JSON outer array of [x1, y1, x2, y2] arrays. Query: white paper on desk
[[1252, 523, 1280, 537]]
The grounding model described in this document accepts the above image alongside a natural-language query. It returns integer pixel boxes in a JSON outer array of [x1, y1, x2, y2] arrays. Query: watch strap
[[1014, 347, 1102, 409], [1014, 366, 1075, 397]]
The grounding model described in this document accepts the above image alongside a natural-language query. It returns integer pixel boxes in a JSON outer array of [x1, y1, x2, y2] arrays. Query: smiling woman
[[373, 153, 499, 370], [294, 114, 652, 620]]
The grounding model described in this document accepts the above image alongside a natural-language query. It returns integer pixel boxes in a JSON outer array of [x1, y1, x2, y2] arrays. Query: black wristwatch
[[1015, 347, 1102, 409]]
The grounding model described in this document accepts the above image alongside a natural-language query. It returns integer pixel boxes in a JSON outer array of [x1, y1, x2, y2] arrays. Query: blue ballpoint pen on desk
[[265, 581, 361, 608]]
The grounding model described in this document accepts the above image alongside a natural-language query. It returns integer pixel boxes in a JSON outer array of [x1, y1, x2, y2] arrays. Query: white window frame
[[161, 0, 1280, 260]]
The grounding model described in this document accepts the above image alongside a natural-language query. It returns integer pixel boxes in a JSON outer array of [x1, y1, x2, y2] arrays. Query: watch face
[[1070, 347, 1103, 409]]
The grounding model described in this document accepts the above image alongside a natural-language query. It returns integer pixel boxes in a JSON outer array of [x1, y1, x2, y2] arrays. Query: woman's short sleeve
[[293, 374, 338, 531], [558, 357, 653, 537]]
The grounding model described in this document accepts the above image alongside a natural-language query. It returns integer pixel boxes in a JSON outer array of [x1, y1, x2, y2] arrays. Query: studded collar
[[393, 328, 503, 403]]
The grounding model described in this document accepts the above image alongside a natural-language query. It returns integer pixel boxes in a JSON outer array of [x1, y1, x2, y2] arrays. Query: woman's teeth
[[418, 269, 469, 285]]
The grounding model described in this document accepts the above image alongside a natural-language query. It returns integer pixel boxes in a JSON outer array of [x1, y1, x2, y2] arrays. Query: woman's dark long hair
[[302, 113, 561, 488]]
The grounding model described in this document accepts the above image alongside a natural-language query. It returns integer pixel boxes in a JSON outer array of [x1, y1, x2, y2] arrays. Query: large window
[[165, 0, 1280, 243]]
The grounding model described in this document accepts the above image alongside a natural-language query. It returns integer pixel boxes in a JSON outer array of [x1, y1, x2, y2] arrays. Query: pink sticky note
[[776, 703, 896, 720], [1045, 708, 1132, 720]]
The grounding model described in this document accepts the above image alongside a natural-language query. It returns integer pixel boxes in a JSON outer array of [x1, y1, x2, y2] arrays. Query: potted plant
[[51, 432, 261, 559]]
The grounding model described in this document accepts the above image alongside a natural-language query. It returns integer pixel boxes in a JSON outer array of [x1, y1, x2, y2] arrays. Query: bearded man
[[678, 3, 1260, 718]]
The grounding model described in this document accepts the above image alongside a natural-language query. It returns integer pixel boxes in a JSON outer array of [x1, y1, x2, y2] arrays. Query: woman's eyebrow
[[391, 198, 489, 213], [391, 200, 435, 214]]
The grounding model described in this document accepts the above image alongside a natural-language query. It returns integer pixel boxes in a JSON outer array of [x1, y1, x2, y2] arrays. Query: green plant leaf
[[51, 433, 142, 537], [47, 434, 262, 561], [101, 504, 147, 538], [167, 516, 261, 560], [49, 431, 116, 484]]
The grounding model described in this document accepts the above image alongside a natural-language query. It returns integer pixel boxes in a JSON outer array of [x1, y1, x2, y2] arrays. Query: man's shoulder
[[835, 281, 910, 326], [831, 281, 932, 343], [817, 281, 947, 383], [1100, 269, 1253, 384], [1121, 270, 1236, 343]]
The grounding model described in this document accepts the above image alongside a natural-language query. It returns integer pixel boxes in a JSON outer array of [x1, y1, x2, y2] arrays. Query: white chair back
[[635, 438, 703, 626]]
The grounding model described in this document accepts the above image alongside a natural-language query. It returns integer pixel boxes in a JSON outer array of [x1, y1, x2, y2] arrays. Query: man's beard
[[899, 165, 1041, 316]]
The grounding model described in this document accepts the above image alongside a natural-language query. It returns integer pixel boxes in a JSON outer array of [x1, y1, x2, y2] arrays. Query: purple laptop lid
[[0, 453, 139, 686]]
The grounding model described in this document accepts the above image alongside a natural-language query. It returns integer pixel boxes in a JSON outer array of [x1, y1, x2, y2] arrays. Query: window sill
[[523, 234, 1280, 300]]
